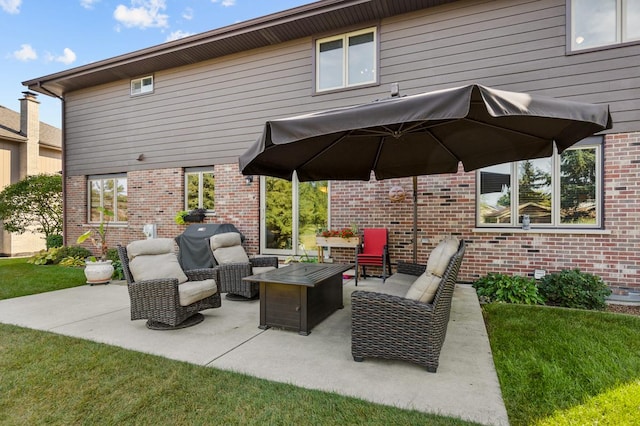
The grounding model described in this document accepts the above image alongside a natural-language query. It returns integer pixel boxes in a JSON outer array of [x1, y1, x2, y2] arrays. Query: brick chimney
[[19, 91, 40, 178]]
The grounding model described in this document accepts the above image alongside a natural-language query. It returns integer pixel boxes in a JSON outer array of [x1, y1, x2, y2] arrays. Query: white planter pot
[[84, 260, 114, 285]]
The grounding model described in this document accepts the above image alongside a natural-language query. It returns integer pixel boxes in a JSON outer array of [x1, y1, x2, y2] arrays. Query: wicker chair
[[351, 240, 465, 372], [210, 232, 279, 300], [117, 240, 221, 330]]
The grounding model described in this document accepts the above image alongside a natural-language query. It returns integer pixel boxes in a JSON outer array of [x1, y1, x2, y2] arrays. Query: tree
[[0, 174, 63, 247]]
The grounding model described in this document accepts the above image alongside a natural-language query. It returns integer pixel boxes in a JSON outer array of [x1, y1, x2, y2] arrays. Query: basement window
[[130, 75, 153, 95]]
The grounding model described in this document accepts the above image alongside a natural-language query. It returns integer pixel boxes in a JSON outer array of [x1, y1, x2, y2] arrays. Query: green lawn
[[0, 257, 86, 300], [1, 258, 639, 425], [483, 303, 640, 425]]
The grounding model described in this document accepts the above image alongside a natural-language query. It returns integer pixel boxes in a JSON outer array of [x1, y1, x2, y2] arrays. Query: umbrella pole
[[413, 176, 418, 264]]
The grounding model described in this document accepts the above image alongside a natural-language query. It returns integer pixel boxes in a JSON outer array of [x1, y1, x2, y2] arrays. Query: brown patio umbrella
[[240, 84, 612, 260]]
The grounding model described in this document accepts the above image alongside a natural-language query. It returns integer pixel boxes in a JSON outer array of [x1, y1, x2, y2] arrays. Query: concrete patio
[[0, 277, 509, 425]]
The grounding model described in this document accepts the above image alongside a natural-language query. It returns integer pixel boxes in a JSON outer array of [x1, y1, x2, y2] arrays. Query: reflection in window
[[316, 28, 376, 92], [560, 148, 597, 225], [185, 168, 215, 211], [477, 138, 601, 228], [571, 0, 639, 50], [479, 164, 512, 224], [518, 159, 551, 225], [265, 177, 293, 250], [263, 177, 328, 255], [88, 175, 127, 222]]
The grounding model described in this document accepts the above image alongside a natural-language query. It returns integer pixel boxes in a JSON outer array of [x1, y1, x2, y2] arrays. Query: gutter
[[35, 82, 67, 246]]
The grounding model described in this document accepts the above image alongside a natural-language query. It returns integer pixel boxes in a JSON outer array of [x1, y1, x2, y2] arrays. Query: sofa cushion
[[127, 238, 174, 260], [251, 266, 276, 275], [129, 252, 188, 284], [178, 279, 217, 306], [405, 272, 442, 303], [426, 237, 459, 277], [375, 281, 412, 297], [210, 232, 242, 250]]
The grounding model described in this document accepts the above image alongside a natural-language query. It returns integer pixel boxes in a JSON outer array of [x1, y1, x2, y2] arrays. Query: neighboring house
[[23, 0, 640, 298], [0, 92, 62, 256]]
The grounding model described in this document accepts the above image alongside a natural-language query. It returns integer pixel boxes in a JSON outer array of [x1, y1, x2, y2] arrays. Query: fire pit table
[[243, 263, 353, 335]]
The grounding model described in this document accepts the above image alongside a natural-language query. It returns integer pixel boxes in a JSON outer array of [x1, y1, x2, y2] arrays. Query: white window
[[477, 137, 603, 228], [130, 75, 153, 95], [88, 175, 127, 223], [185, 168, 215, 211], [316, 28, 377, 92], [570, 0, 640, 51]]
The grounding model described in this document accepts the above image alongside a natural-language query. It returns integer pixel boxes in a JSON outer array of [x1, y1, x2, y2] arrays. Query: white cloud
[[13, 44, 37, 61], [49, 48, 77, 65], [182, 7, 193, 20], [211, 0, 236, 6], [80, 0, 99, 9], [166, 30, 194, 42], [0, 0, 21, 14], [114, 0, 168, 29]]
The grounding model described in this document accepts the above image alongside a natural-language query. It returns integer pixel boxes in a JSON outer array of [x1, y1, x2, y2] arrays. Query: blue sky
[[1, 0, 312, 128]]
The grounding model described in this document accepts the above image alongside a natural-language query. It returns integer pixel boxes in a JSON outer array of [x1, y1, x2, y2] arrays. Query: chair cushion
[[129, 252, 188, 284], [213, 245, 250, 264], [426, 237, 459, 277], [127, 238, 174, 259], [178, 279, 217, 306], [210, 232, 242, 250], [405, 272, 442, 303]]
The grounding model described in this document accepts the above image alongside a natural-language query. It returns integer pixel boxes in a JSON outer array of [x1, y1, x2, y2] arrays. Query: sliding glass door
[[261, 176, 329, 256]]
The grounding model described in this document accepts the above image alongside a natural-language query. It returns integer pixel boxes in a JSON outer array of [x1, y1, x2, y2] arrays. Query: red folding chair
[[354, 228, 391, 286]]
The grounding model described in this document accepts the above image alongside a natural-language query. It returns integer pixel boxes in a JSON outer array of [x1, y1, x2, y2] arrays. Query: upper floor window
[[570, 0, 640, 51], [131, 75, 153, 95], [477, 137, 603, 228], [316, 28, 377, 92], [88, 175, 127, 223], [185, 168, 215, 211]]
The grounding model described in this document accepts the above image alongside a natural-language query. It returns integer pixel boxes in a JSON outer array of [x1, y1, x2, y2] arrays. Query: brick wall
[[64, 132, 640, 294], [66, 165, 261, 257], [329, 132, 640, 295]]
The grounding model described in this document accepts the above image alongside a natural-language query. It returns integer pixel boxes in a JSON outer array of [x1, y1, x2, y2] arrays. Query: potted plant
[[174, 208, 206, 225], [174, 210, 189, 225], [77, 207, 114, 285], [316, 225, 360, 247]]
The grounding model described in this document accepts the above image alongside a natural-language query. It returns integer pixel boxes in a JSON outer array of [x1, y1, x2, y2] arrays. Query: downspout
[[36, 82, 67, 246]]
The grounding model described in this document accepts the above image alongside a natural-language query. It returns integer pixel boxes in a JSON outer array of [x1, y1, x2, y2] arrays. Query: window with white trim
[[185, 168, 215, 211], [477, 137, 603, 228], [570, 0, 640, 51], [88, 175, 127, 223], [130, 75, 153, 95], [316, 27, 377, 92]]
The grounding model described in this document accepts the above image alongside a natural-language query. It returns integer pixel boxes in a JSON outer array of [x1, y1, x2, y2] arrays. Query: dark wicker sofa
[[351, 240, 465, 372]]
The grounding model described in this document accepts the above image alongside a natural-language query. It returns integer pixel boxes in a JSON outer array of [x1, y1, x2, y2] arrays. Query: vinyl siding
[[64, 0, 640, 176]]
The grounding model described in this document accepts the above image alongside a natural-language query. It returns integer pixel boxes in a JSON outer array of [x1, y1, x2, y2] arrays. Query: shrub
[[538, 269, 611, 310], [106, 248, 124, 279], [46, 234, 63, 249], [54, 246, 92, 263], [29, 246, 92, 265], [28, 247, 62, 265], [59, 256, 86, 267], [473, 273, 545, 305]]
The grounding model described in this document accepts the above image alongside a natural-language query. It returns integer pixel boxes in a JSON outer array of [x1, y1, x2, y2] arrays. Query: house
[[23, 0, 640, 299], [0, 92, 62, 256]]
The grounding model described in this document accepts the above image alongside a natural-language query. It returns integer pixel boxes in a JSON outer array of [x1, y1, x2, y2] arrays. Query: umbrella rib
[[426, 129, 461, 163], [463, 117, 543, 140], [297, 131, 351, 171]]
